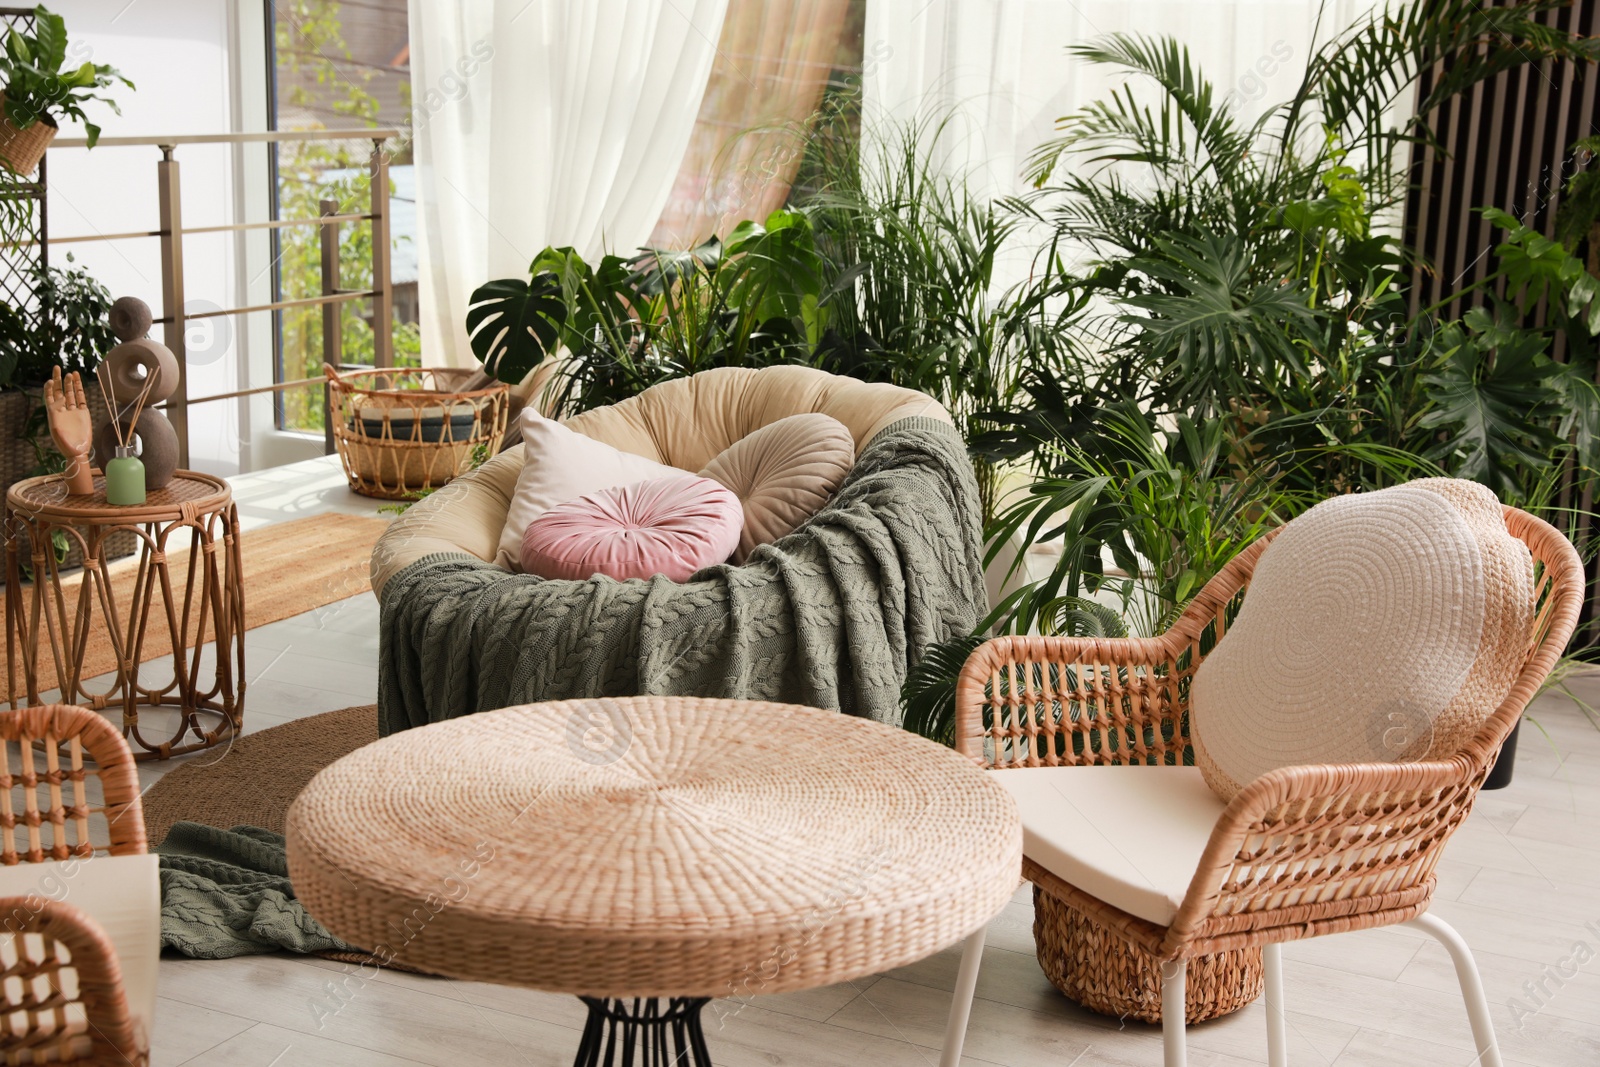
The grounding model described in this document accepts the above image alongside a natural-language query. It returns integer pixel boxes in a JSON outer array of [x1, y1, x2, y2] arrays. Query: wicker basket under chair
[[325, 366, 509, 500]]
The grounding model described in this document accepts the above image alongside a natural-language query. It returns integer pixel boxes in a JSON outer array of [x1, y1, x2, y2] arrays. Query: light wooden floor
[[131, 459, 1600, 1066]]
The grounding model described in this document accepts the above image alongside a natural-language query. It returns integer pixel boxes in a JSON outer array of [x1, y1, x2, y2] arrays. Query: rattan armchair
[[938, 506, 1584, 1067], [1, 704, 156, 1066]]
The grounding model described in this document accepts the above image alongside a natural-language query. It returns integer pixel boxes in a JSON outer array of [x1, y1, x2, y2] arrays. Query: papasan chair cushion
[[370, 365, 987, 732], [520, 475, 744, 582]]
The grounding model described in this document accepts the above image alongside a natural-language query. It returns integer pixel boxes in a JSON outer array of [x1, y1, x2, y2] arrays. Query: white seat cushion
[[0, 853, 161, 1051], [991, 765, 1225, 926]]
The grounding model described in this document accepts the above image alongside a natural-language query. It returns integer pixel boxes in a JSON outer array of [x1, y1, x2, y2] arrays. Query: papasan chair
[[370, 365, 986, 734]]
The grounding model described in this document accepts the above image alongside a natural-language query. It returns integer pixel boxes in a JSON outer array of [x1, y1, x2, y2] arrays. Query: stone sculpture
[[93, 296, 179, 490]]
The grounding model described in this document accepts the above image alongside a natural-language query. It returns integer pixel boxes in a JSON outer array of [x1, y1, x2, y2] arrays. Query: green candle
[[105, 445, 146, 506]]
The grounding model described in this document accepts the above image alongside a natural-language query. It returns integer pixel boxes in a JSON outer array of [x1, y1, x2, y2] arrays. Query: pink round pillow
[[519, 476, 743, 582]]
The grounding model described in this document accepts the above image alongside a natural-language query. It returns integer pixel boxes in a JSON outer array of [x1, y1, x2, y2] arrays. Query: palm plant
[[798, 108, 1078, 519], [1015, 2, 1600, 427]]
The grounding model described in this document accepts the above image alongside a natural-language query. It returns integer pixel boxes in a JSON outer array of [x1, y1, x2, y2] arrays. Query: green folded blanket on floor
[[378, 415, 987, 733], [157, 821, 352, 958]]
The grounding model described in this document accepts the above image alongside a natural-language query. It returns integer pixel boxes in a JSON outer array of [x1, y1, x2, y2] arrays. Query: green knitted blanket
[[378, 415, 986, 733], [157, 822, 352, 958]]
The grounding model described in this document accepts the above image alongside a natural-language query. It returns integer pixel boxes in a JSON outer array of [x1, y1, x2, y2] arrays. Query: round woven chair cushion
[[285, 697, 1022, 997], [519, 475, 742, 583], [1192, 479, 1534, 802], [699, 412, 855, 563]]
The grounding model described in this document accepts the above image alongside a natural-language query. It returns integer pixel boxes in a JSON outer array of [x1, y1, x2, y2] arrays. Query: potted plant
[[0, 259, 124, 573], [0, 4, 132, 175]]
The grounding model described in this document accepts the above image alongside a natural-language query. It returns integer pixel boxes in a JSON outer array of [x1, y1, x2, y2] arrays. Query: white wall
[[43, 1, 291, 476]]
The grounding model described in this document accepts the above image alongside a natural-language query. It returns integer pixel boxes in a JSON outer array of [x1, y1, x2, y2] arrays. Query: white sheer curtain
[[864, 0, 1397, 284], [410, 0, 730, 366]]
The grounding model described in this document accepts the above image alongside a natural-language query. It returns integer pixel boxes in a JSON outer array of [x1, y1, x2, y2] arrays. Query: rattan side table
[[4, 470, 245, 759], [287, 696, 1022, 1066]]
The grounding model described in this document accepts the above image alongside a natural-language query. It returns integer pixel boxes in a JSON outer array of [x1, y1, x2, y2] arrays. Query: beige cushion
[[1192, 479, 1534, 802], [993, 766, 1224, 926], [372, 365, 952, 596], [493, 409, 684, 570], [0, 853, 161, 1053], [699, 413, 855, 563], [564, 365, 948, 470]]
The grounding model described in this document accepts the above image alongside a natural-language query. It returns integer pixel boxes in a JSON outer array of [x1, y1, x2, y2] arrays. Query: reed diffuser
[[95, 362, 159, 506]]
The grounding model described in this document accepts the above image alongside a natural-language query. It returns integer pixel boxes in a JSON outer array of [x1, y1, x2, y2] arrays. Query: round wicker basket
[[0, 96, 57, 176], [326, 366, 509, 500], [1033, 886, 1263, 1024]]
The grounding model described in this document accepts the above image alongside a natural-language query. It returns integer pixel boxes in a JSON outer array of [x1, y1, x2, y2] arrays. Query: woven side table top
[[286, 696, 1022, 998], [7, 470, 230, 524]]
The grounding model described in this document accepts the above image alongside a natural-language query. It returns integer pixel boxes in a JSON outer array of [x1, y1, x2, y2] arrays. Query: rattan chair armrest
[[1, 704, 146, 860], [956, 634, 1191, 767], [955, 536, 1280, 768], [0, 896, 146, 1065], [1160, 752, 1480, 957]]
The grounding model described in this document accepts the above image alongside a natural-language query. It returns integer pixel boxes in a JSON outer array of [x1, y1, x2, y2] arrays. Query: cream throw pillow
[[1191, 479, 1534, 802], [699, 413, 855, 563], [495, 409, 684, 570]]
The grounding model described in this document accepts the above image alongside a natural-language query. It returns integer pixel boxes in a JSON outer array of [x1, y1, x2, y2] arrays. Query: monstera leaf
[[465, 274, 564, 383], [720, 210, 826, 331], [1421, 317, 1564, 496], [466, 247, 643, 384], [1119, 233, 1320, 413]]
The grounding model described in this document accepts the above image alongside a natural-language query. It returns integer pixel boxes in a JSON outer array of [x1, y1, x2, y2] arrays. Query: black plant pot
[[1482, 719, 1520, 790], [355, 411, 478, 443]]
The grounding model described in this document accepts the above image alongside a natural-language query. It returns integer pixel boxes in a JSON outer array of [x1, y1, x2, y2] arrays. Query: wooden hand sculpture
[[45, 366, 95, 496]]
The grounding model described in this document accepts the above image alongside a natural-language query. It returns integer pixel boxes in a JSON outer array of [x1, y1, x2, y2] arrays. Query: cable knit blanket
[[378, 416, 985, 733], [157, 822, 352, 958]]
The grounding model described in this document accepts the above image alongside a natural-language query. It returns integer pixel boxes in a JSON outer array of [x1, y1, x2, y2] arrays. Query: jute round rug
[[142, 704, 378, 846]]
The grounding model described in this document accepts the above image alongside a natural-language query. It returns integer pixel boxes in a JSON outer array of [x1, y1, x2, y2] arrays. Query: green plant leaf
[[6, 26, 30, 65], [899, 632, 986, 745], [1118, 233, 1320, 413], [1420, 322, 1564, 495], [464, 274, 564, 383], [32, 9, 65, 71]]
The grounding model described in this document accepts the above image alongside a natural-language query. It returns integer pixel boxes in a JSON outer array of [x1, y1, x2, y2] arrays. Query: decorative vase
[[0, 95, 57, 177], [104, 446, 146, 506]]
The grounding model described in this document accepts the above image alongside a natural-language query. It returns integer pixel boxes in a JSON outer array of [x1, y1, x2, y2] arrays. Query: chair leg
[[939, 925, 987, 1067], [1405, 912, 1503, 1067], [1264, 942, 1288, 1067], [1161, 958, 1186, 1067]]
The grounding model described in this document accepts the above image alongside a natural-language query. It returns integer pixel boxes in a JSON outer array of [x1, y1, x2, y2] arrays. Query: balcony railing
[[25, 127, 400, 465]]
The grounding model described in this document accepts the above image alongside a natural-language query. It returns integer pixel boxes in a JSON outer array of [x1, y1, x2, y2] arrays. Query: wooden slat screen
[[1403, 0, 1600, 645]]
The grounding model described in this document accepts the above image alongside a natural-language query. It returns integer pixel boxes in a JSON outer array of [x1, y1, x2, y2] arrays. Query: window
[[266, 0, 419, 433]]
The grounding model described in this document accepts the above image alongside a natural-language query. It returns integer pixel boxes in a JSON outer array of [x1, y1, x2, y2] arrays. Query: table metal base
[[574, 997, 712, 1066]]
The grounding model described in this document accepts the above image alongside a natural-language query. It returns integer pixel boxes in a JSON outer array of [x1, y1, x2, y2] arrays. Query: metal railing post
[[369, 138, 392, 370], [157, 145, 188, 466], [319, 198, 341, 457]]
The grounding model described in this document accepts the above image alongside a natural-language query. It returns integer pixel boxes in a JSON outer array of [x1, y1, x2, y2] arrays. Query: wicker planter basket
[[1034, 886, 1263, 1025], [327, 366, 509, 500], [0, 95, 57, 176]]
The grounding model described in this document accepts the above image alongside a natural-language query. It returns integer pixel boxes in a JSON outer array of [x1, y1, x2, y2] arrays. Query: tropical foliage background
[[465, 0, 1600, 741]]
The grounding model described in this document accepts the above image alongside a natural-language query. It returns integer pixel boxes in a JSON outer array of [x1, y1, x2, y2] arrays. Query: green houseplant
[[0, 259, 117, 486], [899, 0, 1600, 747], [467, 208, 832, 415], [0, 4, 132, 174], [0, 259, 120, 573]]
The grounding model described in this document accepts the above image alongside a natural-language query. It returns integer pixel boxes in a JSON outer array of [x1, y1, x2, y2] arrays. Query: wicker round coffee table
[[287, 696, 1022, 1066], [4, 470, 244, 759]]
